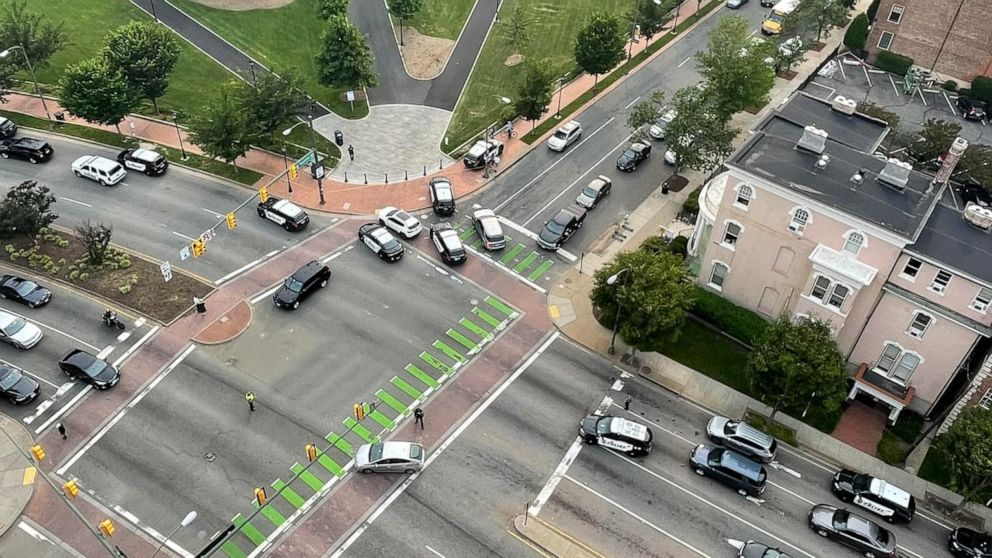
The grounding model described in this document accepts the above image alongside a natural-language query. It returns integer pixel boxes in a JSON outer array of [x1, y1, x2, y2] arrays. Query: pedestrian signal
[[63, 480, 79, 498], [226, 212, 237, 230], [258, 185, 268, 203], [353, 403, 365, 420], [305, 443, 317, 462], [30, 444, 45, 461], [288, 164, 298, 180], [99, 519, 115, 537], [254, 487, 267, 506], [191, 238, 205, 258]]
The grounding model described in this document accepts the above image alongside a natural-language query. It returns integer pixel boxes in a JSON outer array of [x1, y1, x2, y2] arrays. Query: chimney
[[831, 95, 857, 115], [877, 158, 913, 190], [797, 125, 828, 154], [933, 137, 969, 185]]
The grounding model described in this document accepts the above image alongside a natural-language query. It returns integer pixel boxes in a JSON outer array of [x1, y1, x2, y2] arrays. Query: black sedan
[[949, 527, 992, 557], [808, 504, 896, 558], [616, 141, 651, 172], [0, 274, 52, 307], [429, 222, 467, 265], [0, 365, 39, 404], [736, 540, 792, 558], [358, 223, 404, 262], [59, 349, 120, 390]]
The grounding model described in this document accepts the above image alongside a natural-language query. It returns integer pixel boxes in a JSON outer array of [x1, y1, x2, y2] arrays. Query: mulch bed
[[664, 174, 690, 193], [5, 234, 213, 324]]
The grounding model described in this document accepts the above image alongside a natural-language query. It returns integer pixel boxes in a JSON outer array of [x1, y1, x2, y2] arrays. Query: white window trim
[[720, 220, 744, 251], [841, 229, 868, 256], [978, 388, 992, 410], [899, 257, 923, 282], [787, 206, 812, 235], [887, 4, 904, 24], [733, 183, 754, 210], [708, 260, 730, 292], [905, 310, 935, 339], [969, 288, 992, 314], [877, 31, 894, 51], [804, 274, 852, 315], [928, 269, 952, 296], [873, 342, 923, 385]]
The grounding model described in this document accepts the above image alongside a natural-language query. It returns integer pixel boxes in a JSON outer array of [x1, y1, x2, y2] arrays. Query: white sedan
[[377, 206, 423, 239], [0, 310, 42, 349]]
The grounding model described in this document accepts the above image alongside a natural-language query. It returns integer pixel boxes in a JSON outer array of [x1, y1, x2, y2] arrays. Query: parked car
[[272, 260, 330, 310], [0, 274, 51, 308], [665, 135, 694, 165], [538, 206, 586, 250], [808, 504, 897, 558], [472, 209, 506, 250], [649, 110, 677, 141], [377, 206, 422, 239], [59, 349, 120, 389], [462, 139, 503, 169], [689, 443, 767, 496], [706, 416, 778, 463], [734, 540, 793, 558], [257, 197, 310, 232], [71, 155, 127, 186], [547, 120, 582, 151], [428, 176, 456, 216], [117, 148, 168, 176], [727, 0, 749, 7], [0, 116, 17, 139], [0, 364, 39, 405], [575, 175, 612, 209], [579, 414, 653, 456], [355, 442, 425, 474], [358, 223, 404, 262], [949, 527, 992, 558], [831, 469, 915, 523], [429, 222, 467, 265], [0, 310, 42, 349], [760, 0, 775, 5], [0, 137, 53, 163], [958, 97, 987, 121], [616, 141, 651, 172]]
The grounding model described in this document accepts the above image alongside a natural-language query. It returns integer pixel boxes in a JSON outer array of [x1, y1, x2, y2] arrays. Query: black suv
[[949, 527, 992, 557], [616, 141, 651, 172], [538, 206, 586, 250], [273, 260, 330, 310], [690, 444, 767, 497], [0, 137, 53, 163], [118, 148, 168, 176], [0, 117, 16, 139], [429, 222, 467, 265], [428, 177, 455, 216], [831, 470, 915, 523], [958, 97, 987, 121]]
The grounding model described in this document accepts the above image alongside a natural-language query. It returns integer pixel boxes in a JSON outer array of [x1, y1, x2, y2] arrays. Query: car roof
[[63, 349, 95, 366], [272, 199, 304, 217], [380, 441, 419, 459], [869, 477, 912, 507], [720, 450, 765, 480], [558, 120, 580, 133], [0, 310, 16, 328], [438, 228, 461, 244], [729, 420, 775, 445], [608, 417, 650, 441], [845, 512, 880, 538], [131, 148, 162, 162], [292, 260, 325, 279], [370, 226, 395, 243], [588, 176, 610, 189], [474, 208, 496, 219]]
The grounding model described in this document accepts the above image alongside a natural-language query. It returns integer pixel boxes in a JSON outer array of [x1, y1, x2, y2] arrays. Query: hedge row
[[972, 76, 992, 103], [690, 286, 768, 347], [874, 51, 913, 76]]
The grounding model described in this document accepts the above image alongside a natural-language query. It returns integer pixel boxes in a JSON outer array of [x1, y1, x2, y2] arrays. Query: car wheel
[[626, 450, 638, 457], [292, 301, 300, 309], [0, 152, 7, 159], [816, 529, 828, 538], [29, 157, 37, 164], [694, 468, 705, 476], [404, 468, 417, 474], [378, 218, 385, 226], [257, 209, 265, 218], [319, 279, 328, 288], [864, 553, 876, 558], [361, 468, 373, 474], [73, 170, 82, 178], [99, 179, 108, 186]]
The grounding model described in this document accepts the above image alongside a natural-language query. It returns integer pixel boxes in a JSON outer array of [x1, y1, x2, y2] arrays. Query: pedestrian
[[505, 120, 513, 138], [245, 391, 256, 412], [624, 396, 631, 412], [347, 144, 355, 161], [414, 407, 424, 429], [56, 422, 67, 440], [193, 296, 206, 315], [129, 120, 136, 137], [492, 155, 501, 173]]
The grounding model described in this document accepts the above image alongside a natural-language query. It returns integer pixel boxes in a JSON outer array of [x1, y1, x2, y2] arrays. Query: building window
[[788, 208, 809, 234], [827, 284, 850, 309], [722, 221, 742, 248], [709, 262, 729, 291], [887, 4, 904, 24], [875, 343, 921, 383], [906, 312, 932, 339], [901, 257, 922, 280], [735, 184, 752, 208], [810, 275, 831, 300], [929, 269, 952, 294], [877, 31, 894, 51], [809, 275, 850, 311], [979, 389, 992, 410], [970, 288, 992, 313], [843, 232, 865, 255]]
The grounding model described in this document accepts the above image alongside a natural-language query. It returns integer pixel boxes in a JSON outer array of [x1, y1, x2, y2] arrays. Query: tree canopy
[[0, 0, 67, 71], [626, 90, 666, 141], [911, 118, 960, 164], [315, 15, 378, 89], [103, 21, 182, 113], [785, 0, 850, 43], [664, 85, 737, 176], [58, 57, 139, 134], [514, 60, 554, 125], [388, 0, 423, 20], [935, 407, 992, 504], [237, 69, 308, 138], [630, 0, 673, 40], [695, 15, 775, 117], [187, 85, 256, 167], [316, 0, 349, 20], [574, 12, 627, 83], [499, 4, 534, 54], [0, 180, 57, 239]]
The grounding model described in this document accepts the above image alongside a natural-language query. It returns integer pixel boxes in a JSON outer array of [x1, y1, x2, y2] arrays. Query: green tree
[[514, 60, 554, 127], [388, 0, 423, 46], [630, 0, 673, 41], [696, 15, 775, 117], [843, 13, 870, 53], [626, 90, 666, 141], [0, 63, 14, 104], [590, 248, 696, 351], [75, 220, 113, 266], [857, 101, 900, 130], [785, 0, 850, 44], [573, 12, 627, 84], [237, 69, 308, 138], [934, 407, 992, 504], [316, 0, 349, 20], [910, 118, 961, 164], [187, 85, 255, 168], [58, 57, 139, 135], [315, 15, 378, 89], [0, 0, 68, 71], [499, 4, 534, 54], [664, 86, 737, 177], [774, 36, 807, 75], [746, 314, 847, 418], [103, 21, 182, 113], [0, 180, 57, 239], [955, 144, 992, 195]]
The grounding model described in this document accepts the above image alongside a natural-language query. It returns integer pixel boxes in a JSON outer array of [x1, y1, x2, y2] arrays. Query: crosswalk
[[453, 219, 557, 290]]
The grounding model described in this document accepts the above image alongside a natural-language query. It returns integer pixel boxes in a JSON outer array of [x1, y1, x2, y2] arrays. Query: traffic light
[[258, 185, 268, 203], [30, 444, 45, 462], [191, 238, 205, 258], [288, 164, 298, 180], [226, 212, 237, 230], [99, 519, 115, 538], [254, 487, 267, 506], [353, 403, 365, 421], [63, 480, 79, 498], [305, 443, 317, 462]]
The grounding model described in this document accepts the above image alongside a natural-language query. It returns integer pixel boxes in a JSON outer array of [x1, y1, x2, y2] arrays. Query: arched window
[[843, 231, 865, 255], [788, 208, 810, 233], [735, 184, 753, 208], [709, 261, 729, 290]]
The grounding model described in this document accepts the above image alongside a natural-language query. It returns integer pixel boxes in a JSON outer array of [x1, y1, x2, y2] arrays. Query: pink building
[[688, 93, 992, 423]]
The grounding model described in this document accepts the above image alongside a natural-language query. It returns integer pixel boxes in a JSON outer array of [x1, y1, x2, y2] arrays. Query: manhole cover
[[203, 452, 216, 462], [225, 358, 238, 366]]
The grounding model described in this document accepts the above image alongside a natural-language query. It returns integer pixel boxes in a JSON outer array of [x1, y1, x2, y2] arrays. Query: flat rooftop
[[910, 190, 992, 284]]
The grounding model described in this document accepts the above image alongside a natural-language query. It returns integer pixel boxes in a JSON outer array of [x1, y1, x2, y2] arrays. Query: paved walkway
[[0, 414, 34, 538], [831, 401, 887, 456]]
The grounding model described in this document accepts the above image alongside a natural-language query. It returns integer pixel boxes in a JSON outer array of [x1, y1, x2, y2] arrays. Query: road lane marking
[[677, 56, 693, 68], [201, 207, 224, 218], [171, 231, 195, 241], [494, 118, 615, 212], [112, 326, 159, 368], [425, 546, 447, 558], [59, 197, 92, 208], [462, 243, 547, 294], [34, 385, 91, 435], [215, 248, 281, 285], [564, 476, 713, 557], [623, 96, 641, 110], [0, 307, 100, 351]]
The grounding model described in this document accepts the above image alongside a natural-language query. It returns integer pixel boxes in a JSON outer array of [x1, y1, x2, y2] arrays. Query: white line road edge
[[215, 249, 280, 285], [59, 197, 92, 208], [329, 331, 561, 558], [623, 96, 642, 110], [171, 231, 195, 242]]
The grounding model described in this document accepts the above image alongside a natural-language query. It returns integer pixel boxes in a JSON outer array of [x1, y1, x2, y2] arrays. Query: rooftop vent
[[797, 125, 828, 154], [963, 203, 992, 231], [850, 167, 868, 187], [831, 95, 857, 115], [876, 158, 912, 191], [815, 154, 830, 169]]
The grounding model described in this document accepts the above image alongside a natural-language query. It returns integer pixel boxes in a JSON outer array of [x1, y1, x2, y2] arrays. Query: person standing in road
[[624, 396, 631, 411], [56, 422, 67, 440], [245, 391, 256, 412], [414, 407, 424, 429], [348, 144, 355, 161]]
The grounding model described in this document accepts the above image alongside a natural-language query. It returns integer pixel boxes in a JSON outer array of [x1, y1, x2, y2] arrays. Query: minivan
[[690, 444, 767, 496], [272, 260, 331, 310]]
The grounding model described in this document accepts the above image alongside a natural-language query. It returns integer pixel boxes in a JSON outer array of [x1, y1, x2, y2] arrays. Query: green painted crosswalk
[[405, 363, 440, 388], [376, 389, 408, 414], [232, 514, 266, 545], [485, 296, 515, 317], [528, 259, 555, 281], [459, 317, 489, 339], [513, 251, 538, 273], [419, 351, 453, 374], [272, 479, 305, 508], [343, 417, 376, 443], [500, 244, 523, 264], [472, 307, 502, 328], [391, 376, 423, 399], [221, 540, 248, 558], [432, 340, 465, 363], [290, 463, 325, 492], [252, 499, 286, 527], [316, 452, 344, 477], [446, 328, 477, 350]]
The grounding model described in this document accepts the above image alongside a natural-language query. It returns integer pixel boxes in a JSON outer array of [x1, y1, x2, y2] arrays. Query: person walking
[[347, 144, 355, 161], [492, 155, 501, 173], [245, 391, 256, 412], [414, 407, 424, 429], [624, 396, 632, 412], [56, 422, 67, 440]]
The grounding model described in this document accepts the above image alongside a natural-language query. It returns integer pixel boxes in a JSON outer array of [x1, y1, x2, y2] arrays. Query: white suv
[[547, 120, 582, 151], [71, 155, 126, 186]]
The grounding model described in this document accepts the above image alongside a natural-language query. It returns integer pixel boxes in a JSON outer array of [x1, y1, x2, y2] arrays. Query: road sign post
[[295, 151, 315, 169], [160, 261, 172, 282]]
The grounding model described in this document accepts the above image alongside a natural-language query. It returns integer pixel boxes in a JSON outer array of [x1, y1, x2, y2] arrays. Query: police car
[[831, 469, 916, 523], [117, 148, 168, 176], [579, 415, 653, 457], [256, 197, 310, 232]]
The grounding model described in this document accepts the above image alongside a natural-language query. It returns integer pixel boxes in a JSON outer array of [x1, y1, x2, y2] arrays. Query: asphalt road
[[0, 131, 334, 284], [465, 5, 769, 261], [0, 518, 79, 558]]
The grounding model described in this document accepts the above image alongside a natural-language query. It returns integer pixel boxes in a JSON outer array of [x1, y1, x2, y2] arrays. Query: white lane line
[[497, 216, 540, 241], [462, 243, 547, 294], [215, 249, 280, 285], [494, 118, 615, 212], [56, 344, 195, 475], [171, 231, 195, 241], [34, 385, 91, 435], [623, 96, 641, 110], [425, 546, 446, 558], [564, 476, 714, 557], [321, 245, 353, 263], [677, 56, 693, 68], [521, 135, 632, 227], [112, 326, 159, 368], [201, 207, 224, 218], [414, 254, 464, 284], [249, 284, 281, 305], [60, 197, 92, 208], [329, 332, 562, 558]]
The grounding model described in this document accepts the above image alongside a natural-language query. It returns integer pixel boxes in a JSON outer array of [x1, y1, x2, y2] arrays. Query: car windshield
[[554, 130, 568, 140], [546, 218, 567, 235], [708, 448, 723, 467], [0, 368, 21, 390], [369, 444, 384, 461], [621, 149, 635, 159], [762, 550, 790, 558], [84, 359, 108, 378], [13, 281, 36, 296], [595, 418, 614, 435], [284, 277, 304, 293], [852, 474, 871, 493], [582, 185, 599, 197], [381, 236, 400, 251], [5, 317, 25, 335], [874, 529, 890, 545], [409, 445, 422, 459], [832, 509, 849, 530]]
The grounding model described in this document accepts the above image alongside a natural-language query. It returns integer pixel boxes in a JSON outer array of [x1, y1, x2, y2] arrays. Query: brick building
[[866, 0, 992, 82]]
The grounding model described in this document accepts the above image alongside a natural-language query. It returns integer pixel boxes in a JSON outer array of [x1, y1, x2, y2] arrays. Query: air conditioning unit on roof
[[964, 203, 992, 230], [831, 95, 857, 115], [877, 158, 912, 190], [797, 125, 828, 154]]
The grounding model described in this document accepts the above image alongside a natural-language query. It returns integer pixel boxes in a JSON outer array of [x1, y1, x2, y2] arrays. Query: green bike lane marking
[[527, 260, 555, 281], [325, 432, 353, 456], [376, 389, 409, 414], [446, 328, 477, 350], [513, 251, 539, 273], [290, 463, 325, 492], [391, 376, 423, 399], [458, 226, 476, 241], [232, 514, 266, 545], [459, 317, 490, 339], [220, 540, 248, 558], [485, 296, 515, 317], [432, 340, 465, 363], [343, 417, 377, 443], [472, 307, 502, 328], [315, 450, 345, 477], [404, 363, 440, 388], [271, 479, 305, 508], [252, 498, 286, 527], [419, 351, 453, 374], [369, 409, 394, 429], [500, 244, 524, 264]]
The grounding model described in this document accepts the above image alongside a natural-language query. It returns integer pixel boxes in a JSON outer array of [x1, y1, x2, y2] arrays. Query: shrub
[[682, 186, 701, 215], [889, 410, 925, 444], [876, 431, 907, 465], [942, 80, 958, 92], [640, 235, 669, 255], [669, 235, 688, 258], [78, 272, 90, 281], [69, 270, 80, 280], [690, 286, 769, 346], [972, 76, 992, 103], [866, 0, 880, 21], [874, 51, 913, 76], [843, 14, 869, 53], [118, 284, 131, 295]]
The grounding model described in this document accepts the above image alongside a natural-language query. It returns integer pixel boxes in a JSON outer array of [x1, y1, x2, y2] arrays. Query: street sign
[[295, 150, 315, 168], [313, 163, 325, 180], [200, 229, 213, 242], [346, 91, 355, 102], [179, 245, 191, 261], [160, 261, 172, 282]]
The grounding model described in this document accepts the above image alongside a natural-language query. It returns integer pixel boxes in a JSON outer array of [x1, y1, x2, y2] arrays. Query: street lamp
[[671, 0, 681, 35], [607, 267, 632, 355], [248, 60, 257, 85], [555, 75, 567, 119], [0, 44, 52, 127], [149, 0, 159, 21], [171, 111, 188, 160], [150, 510, 197, 558], [282, 113, 324, 205], [281, 144, 293, 193]]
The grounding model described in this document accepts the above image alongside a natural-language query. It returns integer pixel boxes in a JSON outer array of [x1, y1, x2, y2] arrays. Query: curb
[[192, 298, 254, 345], [0, 413, 36, 538], [512, 515, 605, 558]]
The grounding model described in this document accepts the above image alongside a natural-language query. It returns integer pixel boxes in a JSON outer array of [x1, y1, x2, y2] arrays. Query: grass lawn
[[918, 445, 952, 489], [649, 318, 752, 394], [445, 0, 631, 149], [167, 0, 368, 119], [401, 0, 476, 41]]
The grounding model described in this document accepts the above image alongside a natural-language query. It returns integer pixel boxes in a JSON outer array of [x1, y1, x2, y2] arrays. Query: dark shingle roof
[[910, 200, 992, 285]]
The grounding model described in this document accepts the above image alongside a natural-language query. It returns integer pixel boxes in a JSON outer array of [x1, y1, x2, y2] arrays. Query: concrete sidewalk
[[0, 413, 36, 537], [512, 515, 604, 558]]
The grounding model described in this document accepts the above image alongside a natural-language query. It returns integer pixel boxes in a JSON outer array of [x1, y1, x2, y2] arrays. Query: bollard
[[364, 173, 368, 184], [423, 165, 427, 176], [344, 171, 348, 183], [405, 170, 408, 181], [439, 158, 443, 170], [385, 172, 389, 183]]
